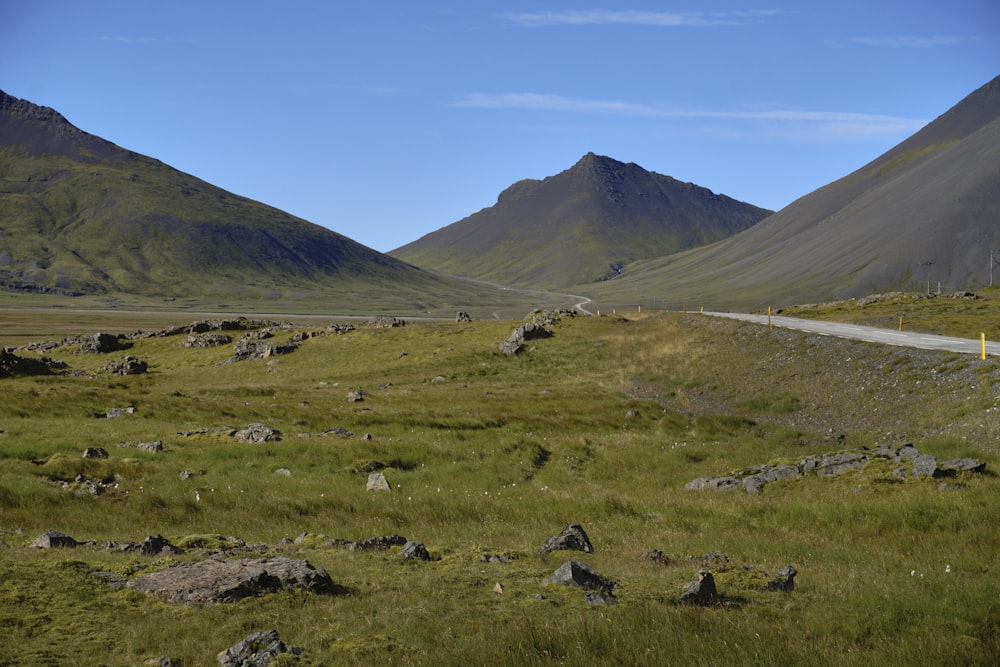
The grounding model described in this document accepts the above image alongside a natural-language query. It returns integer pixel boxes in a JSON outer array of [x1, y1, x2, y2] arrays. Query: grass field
[[0, 304, 997, 665]]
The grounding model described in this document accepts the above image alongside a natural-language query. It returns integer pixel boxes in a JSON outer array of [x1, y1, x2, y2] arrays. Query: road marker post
[[768, 306, 772, 330], [899, 317, 903, 331], [982, 333, 987, 360]]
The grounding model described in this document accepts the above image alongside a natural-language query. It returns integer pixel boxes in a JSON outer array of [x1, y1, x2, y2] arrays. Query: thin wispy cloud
[[848, 35, 969, 48], [93, 35, 194, 44], [453, 92, 926, 139], [500, 9, 777, 28]]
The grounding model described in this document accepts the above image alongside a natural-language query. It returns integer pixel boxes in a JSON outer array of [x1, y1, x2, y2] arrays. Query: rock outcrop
[[126, 556, 341, 603]]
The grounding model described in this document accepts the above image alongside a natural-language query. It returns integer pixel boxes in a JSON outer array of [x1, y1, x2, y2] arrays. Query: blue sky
[[2, 1, 997, 252]]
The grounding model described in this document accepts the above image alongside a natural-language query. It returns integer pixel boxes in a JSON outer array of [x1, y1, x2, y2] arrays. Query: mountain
[[390, 153, 772, 289], [587, 75, 1000, 310], [0, 90, 517, 313]]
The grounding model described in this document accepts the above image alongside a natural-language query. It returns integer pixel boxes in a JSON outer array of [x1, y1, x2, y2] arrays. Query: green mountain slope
[[390, 153, 772, 289], [0, 90, 529, 314], [586, 75, 1000, 311]]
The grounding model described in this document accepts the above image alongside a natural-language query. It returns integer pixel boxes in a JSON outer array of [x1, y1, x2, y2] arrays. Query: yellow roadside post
[[768, 306, 772, 330], [899, 317, 903, 331], [982, 333, 987, 360]]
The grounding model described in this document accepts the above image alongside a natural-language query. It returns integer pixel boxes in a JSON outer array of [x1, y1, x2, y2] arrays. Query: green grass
[[0, 311, 997, 665], [781, 287, 1000, 339]]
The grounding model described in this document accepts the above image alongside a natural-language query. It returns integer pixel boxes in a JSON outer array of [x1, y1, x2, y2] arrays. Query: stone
[[126, 556, 341, 603], [399, 541, 432, 561], [641, 549, 670, 565], [30, 530, 78, 549], [764, 565, 797, 592], [937, 458, 986, 475], [80, 332, 122, 354], [274, 468, 292, 477], [233, 423, 281, 443], [102, 406, 136, 419], [366, 472, 391, 492], [83, 447, 109, 459], [138, 535, 175, 556], [912, 454, 938, 478], [119, 440, 164, 453], [493, 582, 505, 595], [584, 590, 617, 605], [543, 561, 617, 594], [351, 535, 407, 552], [104, 355, 148, 375], [216, 629, 303, 667], [680, 570, 718, 605], [456, 311, 472, 322], [346, 389, 366, 402], [540, 524, 594, 554], [182, 333, 232, 348]]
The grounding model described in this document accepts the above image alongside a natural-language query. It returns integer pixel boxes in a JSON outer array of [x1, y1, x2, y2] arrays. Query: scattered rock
[[82, 447, 109, 459], [456, 311, 472, 322], [351, 535, 407, 552], [104, 355, 148, 375], [493, 582, 505, 595], [540, 524, 594, 554], [30, 530, 78, 549], [274, 468, 292, 477], [100, 406, 136, 419], [912, 454, 938, 478], [233, 423, 281, 444], [366, 472, 391, 492], [138, 535, 177, 556], [399, 541, 432, 561], [543, 561, 617, 594], [764, 565, 797, 592], [680, 570, 718, 605], [0, 349, 63, 377], [126, 556, 341, 603], [584, 590, 617, 605], [371, 316, 405, 328], [641, 549, 670, 565], [347, 388, 366, 402], [216, 629, 303, 667], [686, 443, 987, 494], [118, 440, 163, 453], [80, 332, 123, 354], [182, 333, 232, 348]]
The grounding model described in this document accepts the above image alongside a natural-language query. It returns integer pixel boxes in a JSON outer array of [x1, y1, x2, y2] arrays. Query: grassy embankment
[[0, 305, 997, 665]]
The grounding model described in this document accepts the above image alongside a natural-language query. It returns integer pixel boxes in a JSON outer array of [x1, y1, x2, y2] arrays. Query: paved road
[[703, 311, 1000, 357]]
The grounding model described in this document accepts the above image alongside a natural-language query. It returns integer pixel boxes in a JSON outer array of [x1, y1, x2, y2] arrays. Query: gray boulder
[[80, 332, 122, 353], [104, 355, 148, 375], [216, 629, 303, 667], [540, 524, 594, 554], [83, 447, 109, 459], [366, 472, 391, 492], [399, 541, 432, 561], [233, 423, 281, 444], [680, 570, 718, 605], [30, 530, 78, 549], [912, 454, 938, 478], [764, 565, 797, 592], [543, 561, 617, 594], [126, 556, 340, 603]]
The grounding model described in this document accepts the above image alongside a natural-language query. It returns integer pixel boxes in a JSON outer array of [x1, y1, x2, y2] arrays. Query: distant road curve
[[703, 311, 1000, 357]]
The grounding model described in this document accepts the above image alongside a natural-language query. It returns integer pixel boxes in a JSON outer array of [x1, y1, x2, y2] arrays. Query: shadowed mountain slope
[[587, 75, 1000, 310], [0, 90, 521, 313], [390, 153, 772, 289]]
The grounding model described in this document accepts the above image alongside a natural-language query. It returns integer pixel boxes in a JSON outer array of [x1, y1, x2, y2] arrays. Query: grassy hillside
[[582, 76, 1000, 311], [0, 90, 537, 314], [0, 308, 997, 665], [391, 153, 771, 289]]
